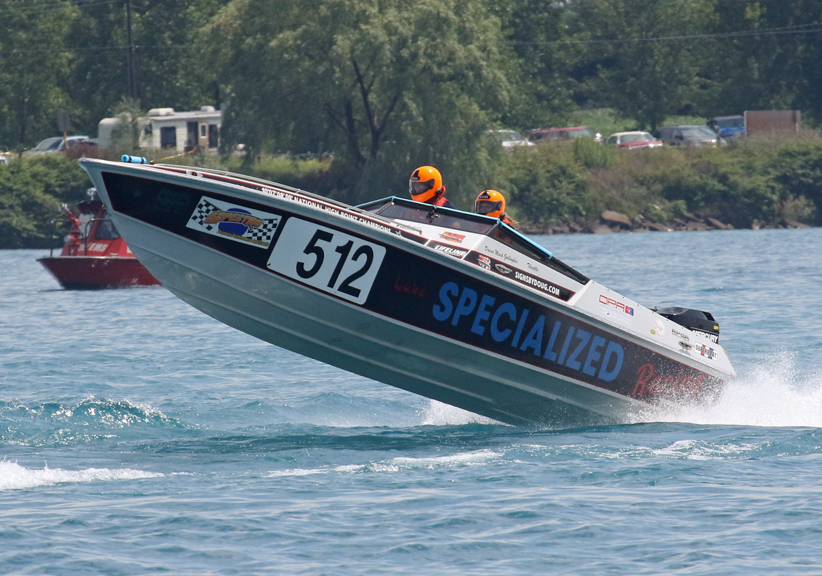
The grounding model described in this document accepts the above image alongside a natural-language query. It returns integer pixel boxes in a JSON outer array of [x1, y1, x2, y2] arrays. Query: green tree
[[0, 0, 78, 151], [202, 0, 518, 205], [64, 0, 227, 136], [560, 0, 717, 130], [703, 0, 822, 123]]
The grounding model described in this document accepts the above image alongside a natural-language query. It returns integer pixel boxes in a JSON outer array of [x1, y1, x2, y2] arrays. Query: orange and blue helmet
[[475, 189, 506, 219], [409, 166, 443, 203]]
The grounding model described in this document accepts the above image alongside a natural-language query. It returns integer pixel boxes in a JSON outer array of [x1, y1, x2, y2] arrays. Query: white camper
[[97, 106, 222, 153]]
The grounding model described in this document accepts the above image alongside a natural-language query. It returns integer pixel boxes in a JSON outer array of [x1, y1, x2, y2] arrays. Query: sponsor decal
[[188, 196, 281, 248], [432, 281, 625, 383], [526, 262, 539, 273], [651, 319, 665, 338], [429, 242, 469, 259], [695, 330, 719, 344], [494, 263, 512, 275], [632, 364, 705, 399], [483, 244, 519, 265], [694, 343, 717, 360], [439, 231, 465, 243], [258, 185, 415, 240], [513, 270, 567, 300], [599, 295, 634, 316], [393, 277, 427, 298], [671, 327, 690, 341], [466, 251, 573, 301]]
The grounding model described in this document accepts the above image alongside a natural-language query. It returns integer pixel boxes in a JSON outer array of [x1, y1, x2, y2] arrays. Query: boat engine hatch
[[656, 306, 720, 343]]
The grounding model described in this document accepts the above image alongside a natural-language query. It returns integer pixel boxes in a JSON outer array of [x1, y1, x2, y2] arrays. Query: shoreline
[[520, 210, 814, 235]]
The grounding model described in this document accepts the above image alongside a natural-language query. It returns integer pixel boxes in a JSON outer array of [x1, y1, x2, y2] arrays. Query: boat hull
[[79, 159, 731, 426], [38, 256, 160, 289]]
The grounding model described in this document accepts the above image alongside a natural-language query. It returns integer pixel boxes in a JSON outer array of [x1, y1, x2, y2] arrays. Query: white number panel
[[267, 218, 386, 305]]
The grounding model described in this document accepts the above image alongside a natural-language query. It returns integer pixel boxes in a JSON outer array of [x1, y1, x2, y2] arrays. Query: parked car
[[655, 125, 722, 147], [708, 115, 745, 140], [25, 135, 93, 156], [487, 129, 534, 150], [527, 126, 602, 143], [605, 131, 663, 149]]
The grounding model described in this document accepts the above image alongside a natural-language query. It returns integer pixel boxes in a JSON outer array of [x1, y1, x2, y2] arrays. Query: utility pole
[[126, 0, 135, 99]]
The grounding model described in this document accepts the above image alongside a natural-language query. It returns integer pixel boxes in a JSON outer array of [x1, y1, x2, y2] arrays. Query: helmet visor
[[475, 199, 503, 215], [410, 179, 435, 197]]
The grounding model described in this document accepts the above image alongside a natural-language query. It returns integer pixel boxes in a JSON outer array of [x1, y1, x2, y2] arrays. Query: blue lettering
[[565, 329, 590, 371], [433, 282, 459, 322], [511, 309, 530, 348], [451, 287, 478, 326], [558, 327, 575, 365], [471, 295, 496, 336], [583, 335, 606, 376], [598, 341, 624, 382], [519, 315, 545, 355], [490, 302, 516, 342], [543, 320, 562, 361]]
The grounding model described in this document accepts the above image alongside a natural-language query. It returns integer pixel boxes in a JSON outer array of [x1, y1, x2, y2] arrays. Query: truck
[[743, 110, 801, 135], [708, 115, 745, 140]]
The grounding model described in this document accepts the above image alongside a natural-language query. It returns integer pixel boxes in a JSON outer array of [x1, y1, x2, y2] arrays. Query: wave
[[640, 353, 822, 428], [0, 461, 163, 491], [267, 448, 502, 477], [419, 400, 501, 426], [0, 397, 187, 446]]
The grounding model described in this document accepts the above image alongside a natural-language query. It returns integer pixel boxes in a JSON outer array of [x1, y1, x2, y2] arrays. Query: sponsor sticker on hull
[[187, 196, 281, 248]]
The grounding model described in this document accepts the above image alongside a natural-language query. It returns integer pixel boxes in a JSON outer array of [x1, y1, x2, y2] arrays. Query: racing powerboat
[[37, 189, 160, 289], [78, 157, 735, 426]]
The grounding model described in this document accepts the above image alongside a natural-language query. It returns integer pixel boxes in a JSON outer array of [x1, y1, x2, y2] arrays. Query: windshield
[[681, 126, 716, 139], [622, 133, 653, 143], [358, 197, 590, 285], [716, 117, 744, 129], [562, 128, 594, 139], [33, 137, 62, 151], [493, 130, 525, 143]]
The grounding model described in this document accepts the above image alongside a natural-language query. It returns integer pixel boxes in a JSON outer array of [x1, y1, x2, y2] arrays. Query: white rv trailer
[[97, 106, 222, 153]]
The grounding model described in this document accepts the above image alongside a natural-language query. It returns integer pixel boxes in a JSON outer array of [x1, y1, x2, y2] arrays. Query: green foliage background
[[2, 0, 822, 247]]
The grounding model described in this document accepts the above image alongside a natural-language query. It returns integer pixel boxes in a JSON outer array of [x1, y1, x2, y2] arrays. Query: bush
[[0, 155, 92, 248], [496, 145, 589, 226]]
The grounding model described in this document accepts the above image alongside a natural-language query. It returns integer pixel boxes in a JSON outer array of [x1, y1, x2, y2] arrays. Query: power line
[[510, 23, 822, 46], [0, 45, 192, 54], [0, 0, 123, 17]]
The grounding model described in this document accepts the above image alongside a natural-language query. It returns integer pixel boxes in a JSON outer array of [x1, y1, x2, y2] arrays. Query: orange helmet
[[409, 166, 443, 203], [475, 189, 506, 218]]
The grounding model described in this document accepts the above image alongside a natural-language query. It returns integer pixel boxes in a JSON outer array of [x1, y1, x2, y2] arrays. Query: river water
[[2, 227, 821, 574]]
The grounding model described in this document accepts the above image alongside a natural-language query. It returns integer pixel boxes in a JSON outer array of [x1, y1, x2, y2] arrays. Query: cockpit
[[358, 197, 589, 285]]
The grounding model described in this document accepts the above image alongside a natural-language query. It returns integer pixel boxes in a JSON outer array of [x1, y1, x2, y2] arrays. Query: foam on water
[[268, 449, 502, 478], [0, 461, 164, 491], [419, 400, 500, 426], [647, 355, 822, 427]]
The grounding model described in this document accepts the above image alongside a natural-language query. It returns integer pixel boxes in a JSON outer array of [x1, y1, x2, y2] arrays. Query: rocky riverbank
[[522, 210, 814, 235]]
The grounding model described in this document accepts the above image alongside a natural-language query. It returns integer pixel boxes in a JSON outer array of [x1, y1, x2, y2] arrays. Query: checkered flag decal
[[190, 198, 220, 231], [188, 196, 281, 247], [245, 219, 278, 244]]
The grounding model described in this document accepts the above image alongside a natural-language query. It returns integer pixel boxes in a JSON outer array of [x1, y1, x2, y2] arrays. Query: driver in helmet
[[409, 166, 454, 208], [475, 189, 517, 227]]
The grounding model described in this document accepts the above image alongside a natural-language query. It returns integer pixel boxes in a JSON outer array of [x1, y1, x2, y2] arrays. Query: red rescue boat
[[38, 189, 160, 289]]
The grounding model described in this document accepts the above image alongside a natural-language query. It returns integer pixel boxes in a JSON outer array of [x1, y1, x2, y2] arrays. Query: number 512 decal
[[267, 218, 386, 305]]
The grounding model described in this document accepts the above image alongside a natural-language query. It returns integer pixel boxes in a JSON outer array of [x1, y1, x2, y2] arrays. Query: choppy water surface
[[2, 228, 822, 575]]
